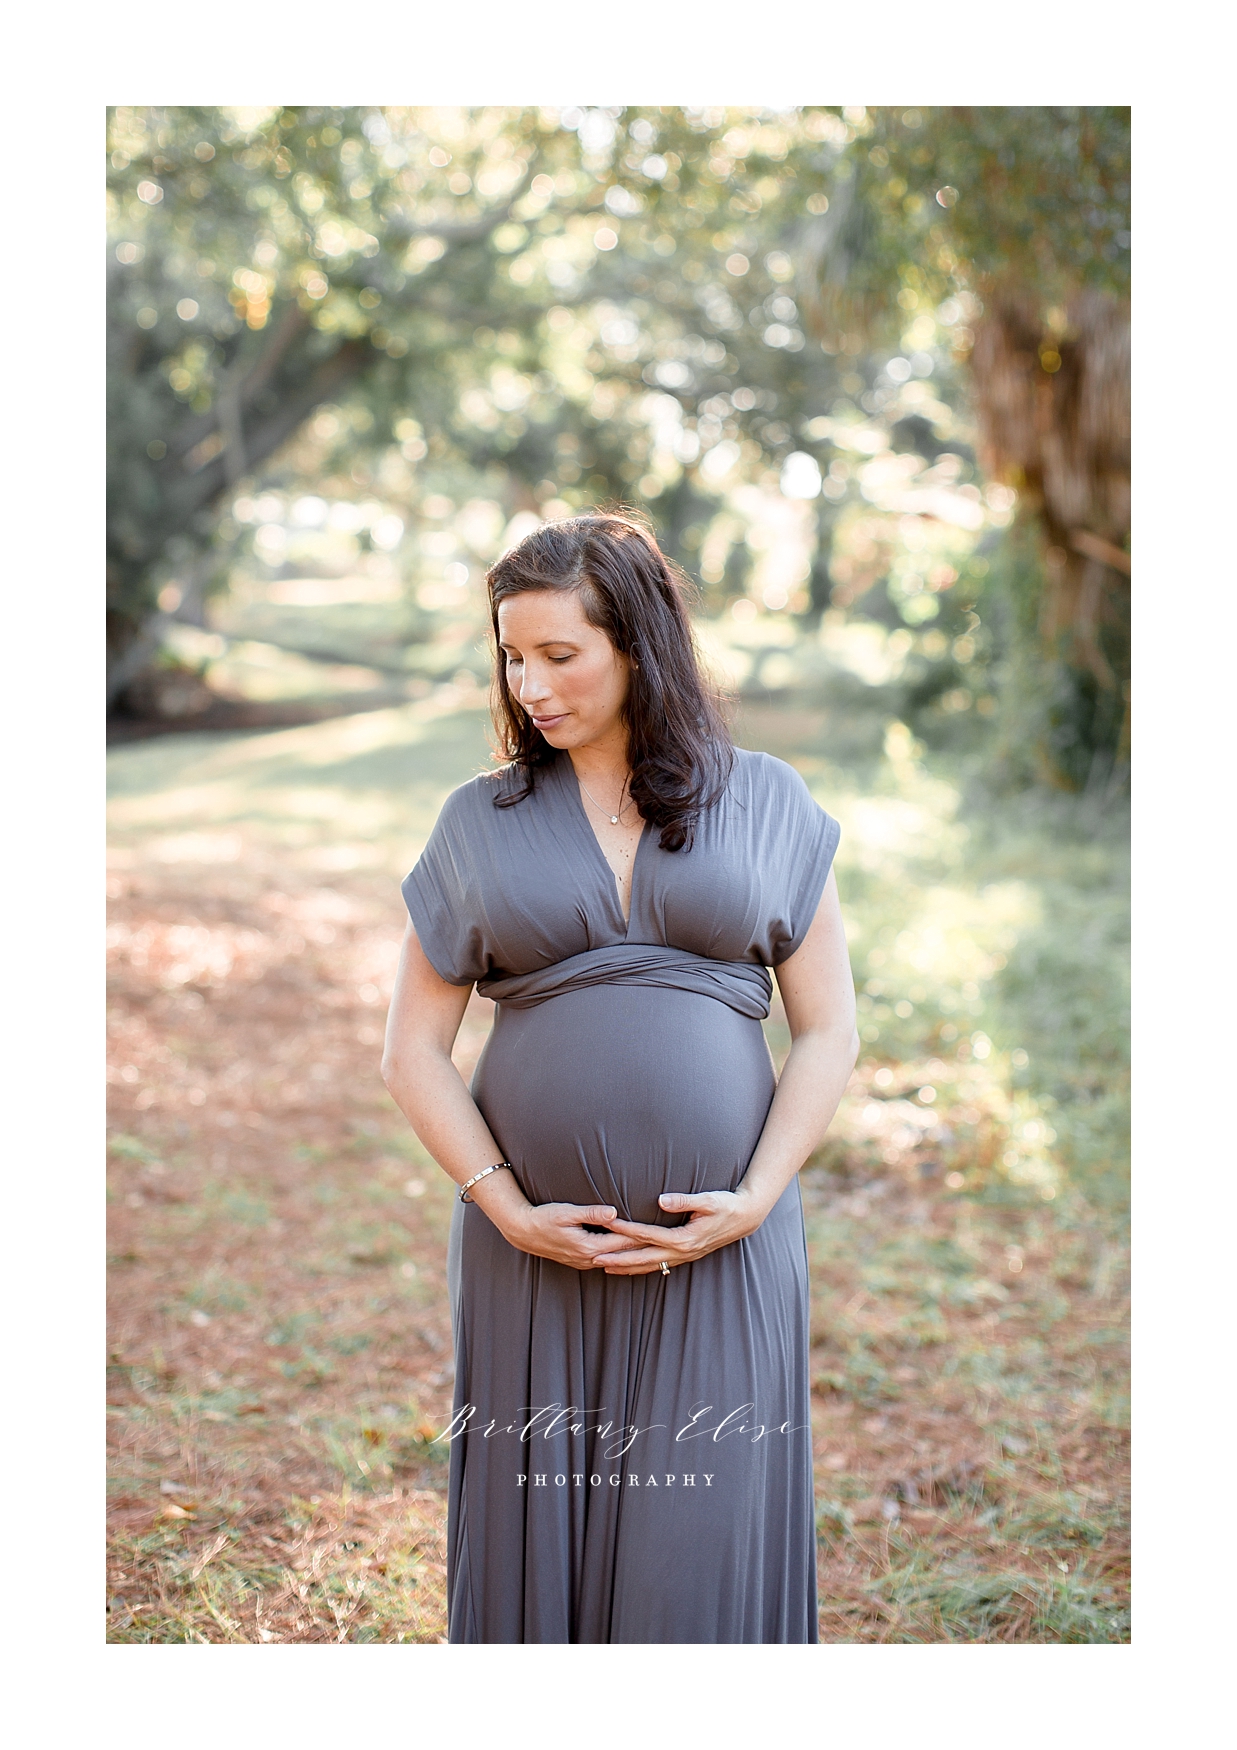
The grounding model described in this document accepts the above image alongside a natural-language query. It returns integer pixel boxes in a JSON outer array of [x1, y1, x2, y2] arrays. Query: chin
[[534, 719, 581, 747]]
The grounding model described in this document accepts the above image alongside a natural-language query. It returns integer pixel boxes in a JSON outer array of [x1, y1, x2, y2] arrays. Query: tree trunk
[[970, 288, 1130, 705], [106, 329, 371, 701]]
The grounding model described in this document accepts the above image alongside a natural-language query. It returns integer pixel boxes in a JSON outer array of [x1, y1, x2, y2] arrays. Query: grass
[[106, 1488, 450, 1644], [107, 610, 1128, 1642]]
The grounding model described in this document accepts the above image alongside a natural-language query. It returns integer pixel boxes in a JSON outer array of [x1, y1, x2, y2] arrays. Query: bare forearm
[[381, 1046, 532, 1231], [381, 933, 630, 1266], [383, 1048, 634, 1265], [738, 1023, 859, 1218]]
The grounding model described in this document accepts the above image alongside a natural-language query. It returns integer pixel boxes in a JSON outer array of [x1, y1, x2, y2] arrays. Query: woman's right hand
[[499, 1201, 642, 1271]]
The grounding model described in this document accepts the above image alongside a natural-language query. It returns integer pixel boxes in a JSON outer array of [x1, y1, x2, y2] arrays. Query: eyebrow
[[498, 636, 583, 652]]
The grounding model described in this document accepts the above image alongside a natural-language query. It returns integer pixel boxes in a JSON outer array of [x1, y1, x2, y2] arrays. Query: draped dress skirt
[[401, 747, 841, 1643]]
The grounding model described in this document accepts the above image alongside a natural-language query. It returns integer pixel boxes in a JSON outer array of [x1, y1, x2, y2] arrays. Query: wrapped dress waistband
[[476, 943, 773, 1020]]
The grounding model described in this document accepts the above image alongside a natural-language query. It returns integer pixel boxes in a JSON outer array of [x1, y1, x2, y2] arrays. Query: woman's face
[[497, 588, 631, 755]]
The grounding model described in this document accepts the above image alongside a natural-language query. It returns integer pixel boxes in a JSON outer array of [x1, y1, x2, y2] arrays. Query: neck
[[566, 737, 630, 790]]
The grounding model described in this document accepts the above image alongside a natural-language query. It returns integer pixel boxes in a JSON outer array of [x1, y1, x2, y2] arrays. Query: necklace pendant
[[610, 814, 619, 824]]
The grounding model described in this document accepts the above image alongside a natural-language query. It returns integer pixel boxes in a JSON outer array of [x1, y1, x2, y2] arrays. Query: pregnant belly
[[470, 985, 777, 1225]]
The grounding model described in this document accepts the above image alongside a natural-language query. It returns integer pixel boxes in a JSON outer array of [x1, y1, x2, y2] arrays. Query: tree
[[106, 106, 904, 686], [797, 106, 1131, 778], [107, 106, 1129, 785]]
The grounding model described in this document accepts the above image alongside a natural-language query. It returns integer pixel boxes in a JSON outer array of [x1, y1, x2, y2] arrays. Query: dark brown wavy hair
[[486, 512, 732, 851]]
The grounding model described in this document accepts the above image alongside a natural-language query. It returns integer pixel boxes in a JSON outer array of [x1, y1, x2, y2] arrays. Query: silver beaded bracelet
[[458, 1162, 513, 1203]]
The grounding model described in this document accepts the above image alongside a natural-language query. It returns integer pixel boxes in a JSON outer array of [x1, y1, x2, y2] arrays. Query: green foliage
[[106, 104, 1130, 787], [103, 106, 993, 635], [968, 521, 1129, 795], [836, 106, 1130, 331], [107, 104, 866, 640]]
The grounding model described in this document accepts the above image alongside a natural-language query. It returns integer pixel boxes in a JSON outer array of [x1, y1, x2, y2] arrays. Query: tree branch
[[106, 612, 174, 705], [182, 627, 421, 676], [165, 303, 312, 464], [384, 161, 536, 244], [1069, 529, 1131, 576], [173, 339, 370, 517]]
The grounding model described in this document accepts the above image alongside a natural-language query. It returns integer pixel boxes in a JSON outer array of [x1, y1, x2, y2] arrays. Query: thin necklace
[[577, 772, 630, 825]]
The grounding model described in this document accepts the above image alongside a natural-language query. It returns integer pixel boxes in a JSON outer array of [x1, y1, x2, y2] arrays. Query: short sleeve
[[400, 787, 490, 986], [761, 757, 841, 966]]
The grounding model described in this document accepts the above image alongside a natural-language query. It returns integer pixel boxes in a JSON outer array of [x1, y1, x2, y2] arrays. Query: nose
[[518, 661, 552, 705]]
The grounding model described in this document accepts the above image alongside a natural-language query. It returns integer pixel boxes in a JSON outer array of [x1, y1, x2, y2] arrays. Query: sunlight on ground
[[108, 684, 1083, 1218], [107, 656, 1128, 1644], [108, 700, 494, 877]]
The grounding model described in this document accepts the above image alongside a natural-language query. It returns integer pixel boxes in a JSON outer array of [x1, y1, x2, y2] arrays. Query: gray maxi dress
[[401, 745, 841, 1643]]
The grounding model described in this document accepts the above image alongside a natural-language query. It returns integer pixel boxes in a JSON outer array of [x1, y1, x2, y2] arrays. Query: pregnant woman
[[382, 513, 858, 1643]]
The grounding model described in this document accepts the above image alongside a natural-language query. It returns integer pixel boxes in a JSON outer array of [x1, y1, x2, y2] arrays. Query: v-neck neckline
[[555, 752, 648, 938]]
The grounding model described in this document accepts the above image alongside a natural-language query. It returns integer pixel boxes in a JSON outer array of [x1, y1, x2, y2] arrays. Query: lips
[[531, 713, 568, 729]]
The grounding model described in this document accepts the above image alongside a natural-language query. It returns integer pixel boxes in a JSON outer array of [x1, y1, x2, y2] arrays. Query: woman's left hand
[[597, 1188, 767, 1275]]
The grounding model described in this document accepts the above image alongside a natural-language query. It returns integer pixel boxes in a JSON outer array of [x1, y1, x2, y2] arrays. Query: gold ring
[[659, 1261, 671, 1276]]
